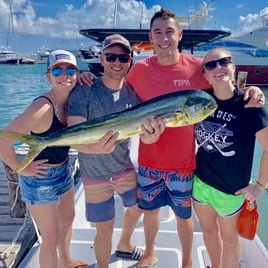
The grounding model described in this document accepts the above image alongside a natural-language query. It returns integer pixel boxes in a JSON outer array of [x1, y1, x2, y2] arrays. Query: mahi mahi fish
[[0, 89, 217, 172]]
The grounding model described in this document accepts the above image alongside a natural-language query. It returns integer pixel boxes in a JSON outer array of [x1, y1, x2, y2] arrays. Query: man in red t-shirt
[[125, 8, 265, 268]]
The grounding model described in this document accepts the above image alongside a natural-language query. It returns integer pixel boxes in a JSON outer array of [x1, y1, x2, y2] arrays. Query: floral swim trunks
[[137, 166, 193, 219]]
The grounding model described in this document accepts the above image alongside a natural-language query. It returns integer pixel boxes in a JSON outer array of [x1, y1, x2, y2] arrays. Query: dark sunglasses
[[104, 53, 130, 63], [50, 67, 78, 77], [203, 56, 232, 71]]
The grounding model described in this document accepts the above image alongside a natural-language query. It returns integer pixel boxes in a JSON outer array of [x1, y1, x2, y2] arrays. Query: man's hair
[[150, 7, 181, 30]]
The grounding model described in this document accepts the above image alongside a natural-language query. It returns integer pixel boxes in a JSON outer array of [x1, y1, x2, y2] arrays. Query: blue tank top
[[31, 96, 70, 164]]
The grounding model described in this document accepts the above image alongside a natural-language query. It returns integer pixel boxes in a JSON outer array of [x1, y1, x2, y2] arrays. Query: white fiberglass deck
[[19, 179, 268, 268], [18, 136, 268, 268]]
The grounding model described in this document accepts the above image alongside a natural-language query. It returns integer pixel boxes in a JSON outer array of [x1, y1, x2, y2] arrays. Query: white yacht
[[0, 46, 19, 65]]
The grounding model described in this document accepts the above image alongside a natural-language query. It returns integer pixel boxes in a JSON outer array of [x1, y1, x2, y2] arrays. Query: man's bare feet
[[58, 259, 88, 268], [137, 256, 158, 268]]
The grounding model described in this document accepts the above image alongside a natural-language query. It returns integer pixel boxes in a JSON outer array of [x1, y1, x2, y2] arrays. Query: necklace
[[49, 92, 61, 122]]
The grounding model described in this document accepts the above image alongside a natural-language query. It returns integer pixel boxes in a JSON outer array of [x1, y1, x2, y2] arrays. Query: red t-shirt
[[126, 53, 210, 171]]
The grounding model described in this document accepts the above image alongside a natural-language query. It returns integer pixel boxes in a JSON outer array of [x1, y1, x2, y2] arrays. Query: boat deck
[[2, 139, 268, 268], [70, 182, 210, 268], [19, 179, 268, 268], [79, 28, 231, 51]]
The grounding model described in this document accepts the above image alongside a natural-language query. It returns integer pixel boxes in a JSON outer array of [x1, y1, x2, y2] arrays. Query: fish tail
[[15, 145, 44, 173], [0, 130, 41, 145], [0, 130, 46, 173]]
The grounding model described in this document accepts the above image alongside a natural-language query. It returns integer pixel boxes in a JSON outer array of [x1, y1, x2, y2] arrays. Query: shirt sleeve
[[247, 107, 268, 134], [67, 84, 89, 119]]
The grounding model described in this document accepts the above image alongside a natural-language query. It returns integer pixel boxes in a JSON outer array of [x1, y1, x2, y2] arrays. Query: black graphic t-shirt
[[195, 88, 268, 194]]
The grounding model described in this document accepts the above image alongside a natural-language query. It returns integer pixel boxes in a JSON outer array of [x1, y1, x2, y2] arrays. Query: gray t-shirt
[[67, 77, 141, 179]]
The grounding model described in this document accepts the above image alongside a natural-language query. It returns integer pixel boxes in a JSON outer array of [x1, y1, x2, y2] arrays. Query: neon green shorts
[[192, 175, 244, 217]]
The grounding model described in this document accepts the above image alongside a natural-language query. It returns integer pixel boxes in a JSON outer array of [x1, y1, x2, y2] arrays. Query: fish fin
[[162, 111, 186, 127]]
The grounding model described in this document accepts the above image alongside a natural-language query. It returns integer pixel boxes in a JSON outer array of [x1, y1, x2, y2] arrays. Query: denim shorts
[[19, 162, 74, 205], [137, 166, 193, 219]]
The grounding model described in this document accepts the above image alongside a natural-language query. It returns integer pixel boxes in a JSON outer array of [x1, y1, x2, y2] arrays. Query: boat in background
[[217, 13, 268, 86], [80, 28, 267, 85], [0, 47, 39, 65], [79, 3, 268, 86], [78, 44, 102, 61], [0, 1, 20, 65], [176, 1, 214, 29], [229, 13, 268, 51], [19, 57, 37, 65], [228, 50, 267, 86], [33, 47, 50, 64], [78, 1, 217, 63], [79, 28, 231, 76], [192, 36, 268, 86], [198, 12, 268, 86], [0, 46, 19, 64]]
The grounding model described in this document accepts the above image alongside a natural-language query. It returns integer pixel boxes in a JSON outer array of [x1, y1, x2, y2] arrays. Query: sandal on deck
[[115, 246, 144, 260], [73, 260, 88, 268]]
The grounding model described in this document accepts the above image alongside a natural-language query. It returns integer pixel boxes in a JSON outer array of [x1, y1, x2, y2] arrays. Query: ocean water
[[0, 56, 89, 129], [0, 61, 267, 249]]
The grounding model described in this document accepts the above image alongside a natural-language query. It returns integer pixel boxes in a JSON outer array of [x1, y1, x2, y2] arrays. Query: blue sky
[[0, 0, 267, 54]]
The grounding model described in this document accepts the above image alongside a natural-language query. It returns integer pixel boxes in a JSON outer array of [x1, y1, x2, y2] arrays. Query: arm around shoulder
[[243, 86, 265, 108]]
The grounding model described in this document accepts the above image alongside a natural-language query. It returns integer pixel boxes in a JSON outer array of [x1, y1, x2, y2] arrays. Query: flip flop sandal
[[115, 246, 144, 260]]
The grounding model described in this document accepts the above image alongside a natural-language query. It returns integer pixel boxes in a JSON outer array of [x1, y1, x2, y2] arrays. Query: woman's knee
[[41, 232, 59, 250], [60, 207, 75, 226]]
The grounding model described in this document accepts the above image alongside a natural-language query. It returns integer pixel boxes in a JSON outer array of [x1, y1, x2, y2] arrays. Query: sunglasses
[[104, 53, 130, 63], [203, 57, 232, 71], [50, 67, 78, 77]]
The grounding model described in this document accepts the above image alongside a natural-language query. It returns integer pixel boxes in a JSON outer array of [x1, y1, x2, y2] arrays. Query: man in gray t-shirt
[[67, 34, 164, 268], [68, 78, 140, 179]]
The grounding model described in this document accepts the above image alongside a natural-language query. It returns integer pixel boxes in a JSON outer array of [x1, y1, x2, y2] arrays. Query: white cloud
[[232, 7, 268, 37], [66, 4, 74, 12], [0, 0, 159, 41], [235, 3, 245, 9]]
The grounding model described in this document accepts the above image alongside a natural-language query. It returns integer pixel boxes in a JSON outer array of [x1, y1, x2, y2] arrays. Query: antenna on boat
[[139, 0, 144, 29], [112, 0, 120, 29], [185, 1, 189, 29], [6, 0, 15, 48]]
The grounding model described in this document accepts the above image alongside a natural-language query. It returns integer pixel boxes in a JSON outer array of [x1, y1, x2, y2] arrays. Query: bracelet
[[256, 181, 266, 188], [256, 181, 267, 191]]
